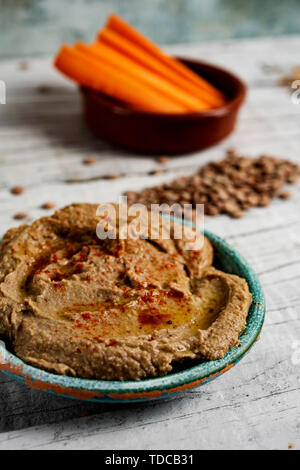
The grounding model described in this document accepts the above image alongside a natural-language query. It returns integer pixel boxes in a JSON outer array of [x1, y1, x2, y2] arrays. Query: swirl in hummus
[[0, 204, 252, 380]]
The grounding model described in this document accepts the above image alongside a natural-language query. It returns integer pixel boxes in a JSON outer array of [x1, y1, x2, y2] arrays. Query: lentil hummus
[[0, 203, 252, 380]]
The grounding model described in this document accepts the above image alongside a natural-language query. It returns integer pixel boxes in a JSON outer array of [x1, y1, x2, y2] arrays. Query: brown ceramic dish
[[80, 58, 247, 155]]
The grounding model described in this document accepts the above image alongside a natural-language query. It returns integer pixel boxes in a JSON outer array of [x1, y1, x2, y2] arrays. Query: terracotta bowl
[[0, 230, 265, 403], [80, 58, 247, 155]]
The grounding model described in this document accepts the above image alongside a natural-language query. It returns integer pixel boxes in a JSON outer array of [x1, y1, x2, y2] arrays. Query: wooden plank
[[0, 36, 300, 449]]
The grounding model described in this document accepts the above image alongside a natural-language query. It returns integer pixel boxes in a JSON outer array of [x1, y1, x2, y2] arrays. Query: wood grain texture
[[0, 36, 300, 450]]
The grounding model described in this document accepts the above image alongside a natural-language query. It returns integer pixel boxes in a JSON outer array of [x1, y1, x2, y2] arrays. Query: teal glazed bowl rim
[[0, 230, 265, 403]]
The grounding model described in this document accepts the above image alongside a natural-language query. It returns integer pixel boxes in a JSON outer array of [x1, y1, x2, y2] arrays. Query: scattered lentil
[[41, 202, 56, 210], [156, 156, 170, 164], [105, 174, 121, 180], [82, 156, 96, 165], [278, 66, 300, 88], [14, 212, 28, 220], [19, 60, 29, 70], [278, 191, 291, 200], [10, 186, 25, 196], [36, 84, 51, 94]]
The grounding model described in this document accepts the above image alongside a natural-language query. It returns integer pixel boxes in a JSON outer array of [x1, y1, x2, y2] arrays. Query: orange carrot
[[54, 45, 188, 113], [105, 14, 225, 105], [75, 41, 211, 112], [98, 27, 223, 108]]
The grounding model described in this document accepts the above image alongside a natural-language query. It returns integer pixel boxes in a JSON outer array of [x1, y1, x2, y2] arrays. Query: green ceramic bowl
[[0, 230, 265, 403]]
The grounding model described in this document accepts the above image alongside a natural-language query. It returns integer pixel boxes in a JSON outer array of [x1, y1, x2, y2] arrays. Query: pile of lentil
[[124, 150, 300, 218]]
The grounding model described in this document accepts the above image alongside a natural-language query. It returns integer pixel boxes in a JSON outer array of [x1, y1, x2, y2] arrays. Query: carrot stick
[[105, 14, 225, 105], [54, 45, 188, 113], [98, 27, 223, 108], [75, 41, 211, 112]]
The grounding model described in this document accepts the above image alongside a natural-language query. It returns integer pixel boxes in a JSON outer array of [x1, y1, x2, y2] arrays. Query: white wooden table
[[0, 36, 300, 450]]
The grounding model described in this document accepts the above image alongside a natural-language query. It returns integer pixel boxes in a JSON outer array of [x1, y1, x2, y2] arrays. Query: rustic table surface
[[0, 36, 300, 450]]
